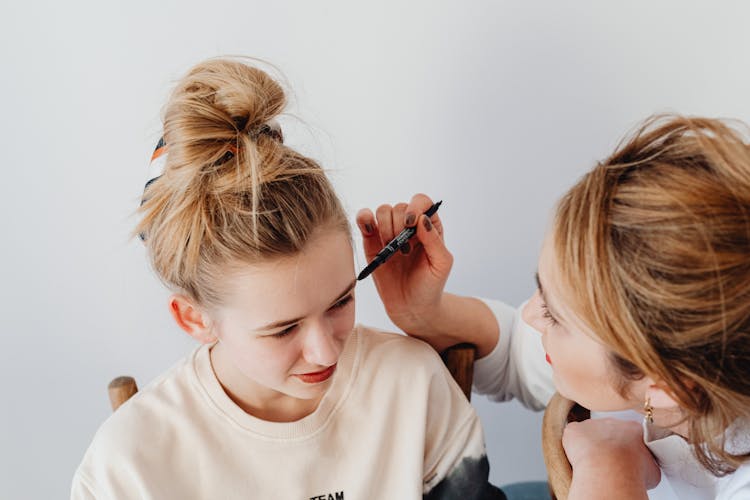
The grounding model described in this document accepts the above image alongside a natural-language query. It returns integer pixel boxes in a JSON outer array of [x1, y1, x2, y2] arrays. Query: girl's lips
[[545, 353, 552, 365], [295, 364, 336, 384]]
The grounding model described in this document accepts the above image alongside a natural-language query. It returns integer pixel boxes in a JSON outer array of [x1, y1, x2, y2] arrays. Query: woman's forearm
[[410, 293, 500, 358]]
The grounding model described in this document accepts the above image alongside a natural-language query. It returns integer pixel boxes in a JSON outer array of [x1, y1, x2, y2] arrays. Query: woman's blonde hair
[[135, 58, 349, 306], [554, 115, 750, 475]]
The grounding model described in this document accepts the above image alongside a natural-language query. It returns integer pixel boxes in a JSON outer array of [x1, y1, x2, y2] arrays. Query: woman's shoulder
[[718, 419, 750, 499], [717, 460, 750, 499]]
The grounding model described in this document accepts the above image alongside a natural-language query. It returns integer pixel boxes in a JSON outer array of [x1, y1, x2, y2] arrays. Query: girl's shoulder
[[353, 325, 455, 389], [356, 325, 445, 365], [84, 347, 204, 459]]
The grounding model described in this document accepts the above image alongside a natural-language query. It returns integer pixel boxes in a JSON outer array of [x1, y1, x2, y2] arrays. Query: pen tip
[[357, 260, 379, 281]]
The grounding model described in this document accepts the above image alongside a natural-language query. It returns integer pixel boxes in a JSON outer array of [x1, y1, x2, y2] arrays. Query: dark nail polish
[[364, 223, 373, 235], [405, 213, 416, 226], [400, 242, 411, 255], [423, 217, 432, 232]]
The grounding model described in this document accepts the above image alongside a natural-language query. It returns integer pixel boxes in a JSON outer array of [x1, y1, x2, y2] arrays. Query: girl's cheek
[[334, 309, 356, 336]]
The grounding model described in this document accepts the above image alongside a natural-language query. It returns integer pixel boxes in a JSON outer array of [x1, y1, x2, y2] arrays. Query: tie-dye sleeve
[[421, 350, 506, 499]]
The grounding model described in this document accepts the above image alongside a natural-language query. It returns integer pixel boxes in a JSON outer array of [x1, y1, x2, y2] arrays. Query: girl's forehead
[[217, 231, 355, 318]]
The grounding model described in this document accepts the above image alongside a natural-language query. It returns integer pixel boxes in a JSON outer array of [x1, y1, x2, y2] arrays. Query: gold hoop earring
[[643, 396, 654, 424]]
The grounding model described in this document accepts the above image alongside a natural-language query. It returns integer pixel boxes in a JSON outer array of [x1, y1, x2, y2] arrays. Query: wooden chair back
[[541, 392, 591, 500], [440, 343, 476, 401], [108, 376, 138, 411]]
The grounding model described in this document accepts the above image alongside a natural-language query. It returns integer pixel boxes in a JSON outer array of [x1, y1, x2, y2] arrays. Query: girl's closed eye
[[330, 294, 353, 311], [271, 324, 297, 339], [269, 295, 353, 339]]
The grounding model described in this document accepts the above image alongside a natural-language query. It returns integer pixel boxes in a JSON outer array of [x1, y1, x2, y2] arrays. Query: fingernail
[[423, 217, 433, 232], [400, 242, 411, 255], [364, 223, 373, 235], [405, 213, 416, 226]]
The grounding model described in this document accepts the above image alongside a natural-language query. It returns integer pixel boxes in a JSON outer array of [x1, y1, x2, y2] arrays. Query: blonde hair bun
[[135, 58, 348, 305], [161, 59, 287, 189]]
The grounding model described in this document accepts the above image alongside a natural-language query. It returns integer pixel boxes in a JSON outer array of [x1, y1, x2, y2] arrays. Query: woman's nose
[[523, 290, 547, 335]]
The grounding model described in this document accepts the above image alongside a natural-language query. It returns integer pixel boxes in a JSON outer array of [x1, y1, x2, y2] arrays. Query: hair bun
[[160, 59, 286, 182], [135, 56, 348, 313], [207, 60, 286, 134]]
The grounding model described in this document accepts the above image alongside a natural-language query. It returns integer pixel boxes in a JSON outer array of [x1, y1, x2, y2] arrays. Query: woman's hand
[[356, 193, 453, 338], [563, 418, 661, 499], [356, 194, 500, 356]]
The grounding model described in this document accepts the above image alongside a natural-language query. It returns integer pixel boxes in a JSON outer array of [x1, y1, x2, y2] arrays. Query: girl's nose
[[302, 320, 341, 367]]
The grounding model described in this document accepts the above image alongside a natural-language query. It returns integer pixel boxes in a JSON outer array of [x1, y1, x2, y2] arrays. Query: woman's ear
[[168, 294, 217, 344], [642, 378, 692, 435], [644, 380, 681, 410]]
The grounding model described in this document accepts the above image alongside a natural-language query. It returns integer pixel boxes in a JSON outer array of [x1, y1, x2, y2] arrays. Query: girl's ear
[[168, 294, 217, 344]]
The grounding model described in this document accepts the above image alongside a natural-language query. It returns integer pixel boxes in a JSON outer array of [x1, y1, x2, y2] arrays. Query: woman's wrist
[[569, 457, 650, 500], [411, 293, 500, 357]]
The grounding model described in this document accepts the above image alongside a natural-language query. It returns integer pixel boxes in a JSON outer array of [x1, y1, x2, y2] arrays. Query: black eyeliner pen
[[357, 200, 442, 281]]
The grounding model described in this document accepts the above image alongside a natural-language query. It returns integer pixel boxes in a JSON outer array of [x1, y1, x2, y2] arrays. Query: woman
[[358, 115, 750, 499]]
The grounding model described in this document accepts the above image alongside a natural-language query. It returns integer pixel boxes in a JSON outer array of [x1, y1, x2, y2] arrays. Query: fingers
[[355, 208, 384, 262], [375, 204, 396, 243], [356, 194, 445, 261], [391, 203, 408, 234], [355, 208, 376, 238], [403, 193, 434, 226], [391, 203, 410, 254], [355, 204, 410, 261], [404, 193, 444, 236], [415, 214, 453, 276]]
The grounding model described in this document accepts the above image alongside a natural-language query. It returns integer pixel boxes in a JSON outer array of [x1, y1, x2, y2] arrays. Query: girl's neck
[[208, 345, 323, 423]]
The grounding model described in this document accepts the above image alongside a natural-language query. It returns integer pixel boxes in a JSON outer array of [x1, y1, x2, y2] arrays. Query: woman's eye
[[540, 301, 560, 327], [330, 294, 353, 310]]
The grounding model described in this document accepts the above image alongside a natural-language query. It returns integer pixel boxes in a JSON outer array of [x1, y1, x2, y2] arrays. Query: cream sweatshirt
[[72, 325, 503, 499]]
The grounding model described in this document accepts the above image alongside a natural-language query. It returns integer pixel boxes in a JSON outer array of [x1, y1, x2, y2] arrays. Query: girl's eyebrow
[[329, 279, 357, 306], [255, 279, 356, 332]]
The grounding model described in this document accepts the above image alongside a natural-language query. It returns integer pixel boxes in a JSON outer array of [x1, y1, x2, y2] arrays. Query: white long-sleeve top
[[474, 299, 750, 500], [472, 299, 554, 410]]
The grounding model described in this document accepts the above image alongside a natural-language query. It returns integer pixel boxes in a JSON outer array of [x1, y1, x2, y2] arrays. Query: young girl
[[358, 115, 750, 499], [71, 59, 504, 499]]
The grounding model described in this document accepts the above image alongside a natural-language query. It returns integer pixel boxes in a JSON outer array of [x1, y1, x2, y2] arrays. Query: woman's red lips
[[295, 364, 336, 384], [545, 353, 552, 365]]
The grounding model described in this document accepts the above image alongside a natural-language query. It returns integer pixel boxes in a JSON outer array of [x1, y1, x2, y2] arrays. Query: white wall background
[[2, 1, 750, 498]]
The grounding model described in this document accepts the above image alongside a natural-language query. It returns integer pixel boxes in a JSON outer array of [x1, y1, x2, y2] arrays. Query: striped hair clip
[[139, 121, 282, 240], [138, 138, 167, 241], [143, 137, 168, 200]]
